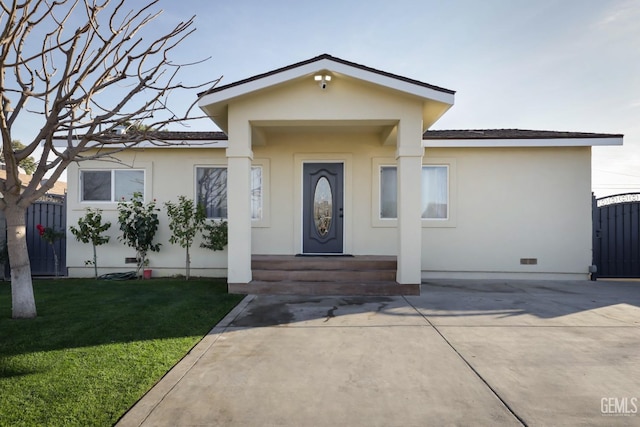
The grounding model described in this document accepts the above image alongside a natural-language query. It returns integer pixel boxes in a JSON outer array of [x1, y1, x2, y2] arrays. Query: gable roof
[[199, 54, 455, 98], [197, 54, 456, 133]]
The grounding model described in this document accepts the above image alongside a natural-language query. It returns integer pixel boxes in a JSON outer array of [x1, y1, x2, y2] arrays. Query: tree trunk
[[5, 204, 37, 319], [186, 247, 190, 281], [92, 244, 98, 280]]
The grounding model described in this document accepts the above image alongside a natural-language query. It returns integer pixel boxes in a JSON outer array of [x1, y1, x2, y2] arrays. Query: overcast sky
[[21, 0, 640, 196]]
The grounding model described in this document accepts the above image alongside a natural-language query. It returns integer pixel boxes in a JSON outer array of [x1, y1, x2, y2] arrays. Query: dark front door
[[303, 163, 344, 254]]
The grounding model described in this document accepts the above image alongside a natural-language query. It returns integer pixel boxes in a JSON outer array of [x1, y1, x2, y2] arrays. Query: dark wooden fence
[[26, 195, 67, 276], [593, 193, 640, 278]]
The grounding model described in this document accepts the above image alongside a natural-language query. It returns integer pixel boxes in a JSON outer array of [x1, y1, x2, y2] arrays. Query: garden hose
[[97, 271, 138, 281]]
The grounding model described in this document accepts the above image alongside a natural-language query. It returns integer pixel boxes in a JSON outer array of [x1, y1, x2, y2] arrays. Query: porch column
[[396, 120, 423, 284], [226, 135, 253, 284]]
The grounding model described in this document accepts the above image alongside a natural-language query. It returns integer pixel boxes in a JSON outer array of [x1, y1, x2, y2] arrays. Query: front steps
[[228, 255, 420, 296]]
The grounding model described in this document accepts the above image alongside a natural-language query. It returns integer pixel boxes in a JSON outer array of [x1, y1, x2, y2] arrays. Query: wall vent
[[520, 258, 538, 265]]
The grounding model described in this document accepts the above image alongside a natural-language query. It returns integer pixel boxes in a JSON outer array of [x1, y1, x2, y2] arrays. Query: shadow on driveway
[[227, 280, 640, 328]]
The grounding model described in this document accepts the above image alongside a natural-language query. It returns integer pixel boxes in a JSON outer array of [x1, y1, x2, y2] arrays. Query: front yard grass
[[0, 278, 244, 427]]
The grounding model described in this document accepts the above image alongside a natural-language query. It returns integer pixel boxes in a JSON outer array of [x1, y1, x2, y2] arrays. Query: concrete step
[[251, 255, 397, 271], [230, 281, 420, 296], [252, 268, 397, 282], [245, 255, 412, 296]]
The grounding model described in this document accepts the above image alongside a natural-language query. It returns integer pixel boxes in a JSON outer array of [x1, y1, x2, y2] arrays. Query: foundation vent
[[520, 258, 538, 265]]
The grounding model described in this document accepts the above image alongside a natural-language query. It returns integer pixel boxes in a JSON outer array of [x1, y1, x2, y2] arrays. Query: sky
[[14, 0, 640, 197]]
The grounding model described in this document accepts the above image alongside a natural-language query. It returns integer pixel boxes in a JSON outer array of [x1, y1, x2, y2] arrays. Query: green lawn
[[0, 278, 243, 427]]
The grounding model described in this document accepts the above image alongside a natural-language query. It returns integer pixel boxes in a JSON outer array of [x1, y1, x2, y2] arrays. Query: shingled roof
[[55, 127, 624, 146], [423, 129, 623, 139], [138, 130, 227, 140], [129, 129, 622, 141]]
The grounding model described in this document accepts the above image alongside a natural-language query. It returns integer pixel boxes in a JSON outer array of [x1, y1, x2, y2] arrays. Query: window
[[196, 166, 263, 220], [421, 166, 448, 219], [197, 167, 227, 219], [251, 166, 263, 220], [80, 170, 144, 202], [379, 165, 448, 220], [380, 166, 397, 219]]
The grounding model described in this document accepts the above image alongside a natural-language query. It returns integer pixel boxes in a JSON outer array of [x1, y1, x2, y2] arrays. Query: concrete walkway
[[117, 280, 640, 426]]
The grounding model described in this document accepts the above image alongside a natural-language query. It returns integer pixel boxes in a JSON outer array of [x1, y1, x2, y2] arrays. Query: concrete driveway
[[117, 280, 640, 426]]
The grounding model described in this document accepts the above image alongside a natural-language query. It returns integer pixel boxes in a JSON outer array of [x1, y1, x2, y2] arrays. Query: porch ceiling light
[[314, 74, 332, 90]]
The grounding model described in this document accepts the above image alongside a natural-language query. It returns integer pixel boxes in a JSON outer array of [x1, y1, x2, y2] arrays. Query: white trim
[[294, 154, 352, 255], [421, 270, 589, 281], [371, 158, 457, 228], [51, 138, 227, 149], [250, 161, 270, 227], [198, 58, 455, 108], [423, 137, 623, 148], [422, 158, 457, 228], [194, 165, 228, 220], [421, 164, 450, 221], [78, 168, 147, 204]]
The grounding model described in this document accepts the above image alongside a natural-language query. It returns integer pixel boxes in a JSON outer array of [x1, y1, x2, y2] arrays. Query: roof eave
[[198, 58, 455, 106], [197, 55, 455, 132], [423, 136, 624, 148]]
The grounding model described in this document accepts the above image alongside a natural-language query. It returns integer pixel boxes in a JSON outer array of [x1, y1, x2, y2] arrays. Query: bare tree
[[0, 0, 216, 318]]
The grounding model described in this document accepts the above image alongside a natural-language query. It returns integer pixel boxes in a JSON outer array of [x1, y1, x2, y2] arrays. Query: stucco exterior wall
[[66, 148, 230, 278], [65, 67, 592, 280], [251, 131, 398, 256], [66, 143, 592, 280], [422, 146, 592, 280], [230, 75, 424, 125]]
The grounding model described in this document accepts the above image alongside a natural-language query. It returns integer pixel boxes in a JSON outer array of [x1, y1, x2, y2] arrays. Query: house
[[65, 54, 623, 292], [0, 168, 68, 196]]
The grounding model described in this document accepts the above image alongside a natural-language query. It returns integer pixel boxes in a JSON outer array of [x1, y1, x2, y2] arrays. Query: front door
[[303, 163, 344, 254]]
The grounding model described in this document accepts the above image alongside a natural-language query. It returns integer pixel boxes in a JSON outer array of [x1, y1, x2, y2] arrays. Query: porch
[[228, 255, 420, 296]]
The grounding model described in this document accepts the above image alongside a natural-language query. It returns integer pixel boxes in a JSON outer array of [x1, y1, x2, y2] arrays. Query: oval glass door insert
[[314, 177, 332, 236]]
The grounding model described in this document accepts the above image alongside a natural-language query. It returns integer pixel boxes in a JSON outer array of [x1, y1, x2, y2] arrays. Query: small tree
[[70, 209, 111, 279], [165, 196, 205, 280], [117, 193, 160, 278], [201, 220, 228, 252]]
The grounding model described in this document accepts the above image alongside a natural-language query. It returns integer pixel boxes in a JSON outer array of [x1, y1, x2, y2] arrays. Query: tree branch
[[1, 0, 217, 208]]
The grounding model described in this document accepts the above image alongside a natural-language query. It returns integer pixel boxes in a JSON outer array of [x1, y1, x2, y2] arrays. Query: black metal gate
[[593, 193, 640, 278], [26, 194, 67, 276]]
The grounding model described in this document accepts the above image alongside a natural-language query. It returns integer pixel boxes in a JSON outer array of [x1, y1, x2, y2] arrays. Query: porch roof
[[197, 54, 456, 133], [198, 54, 456, 98]]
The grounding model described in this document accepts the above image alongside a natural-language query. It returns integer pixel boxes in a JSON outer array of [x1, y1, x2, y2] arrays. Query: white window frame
[[379, 164, 399, 221], [193, 161, 269, 225], [195, 166, 228, 220], [251, 159, 270, 227], [371, 157, 457, 228], [79, 169, 146, 203], [420, 165, 449, 221]]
